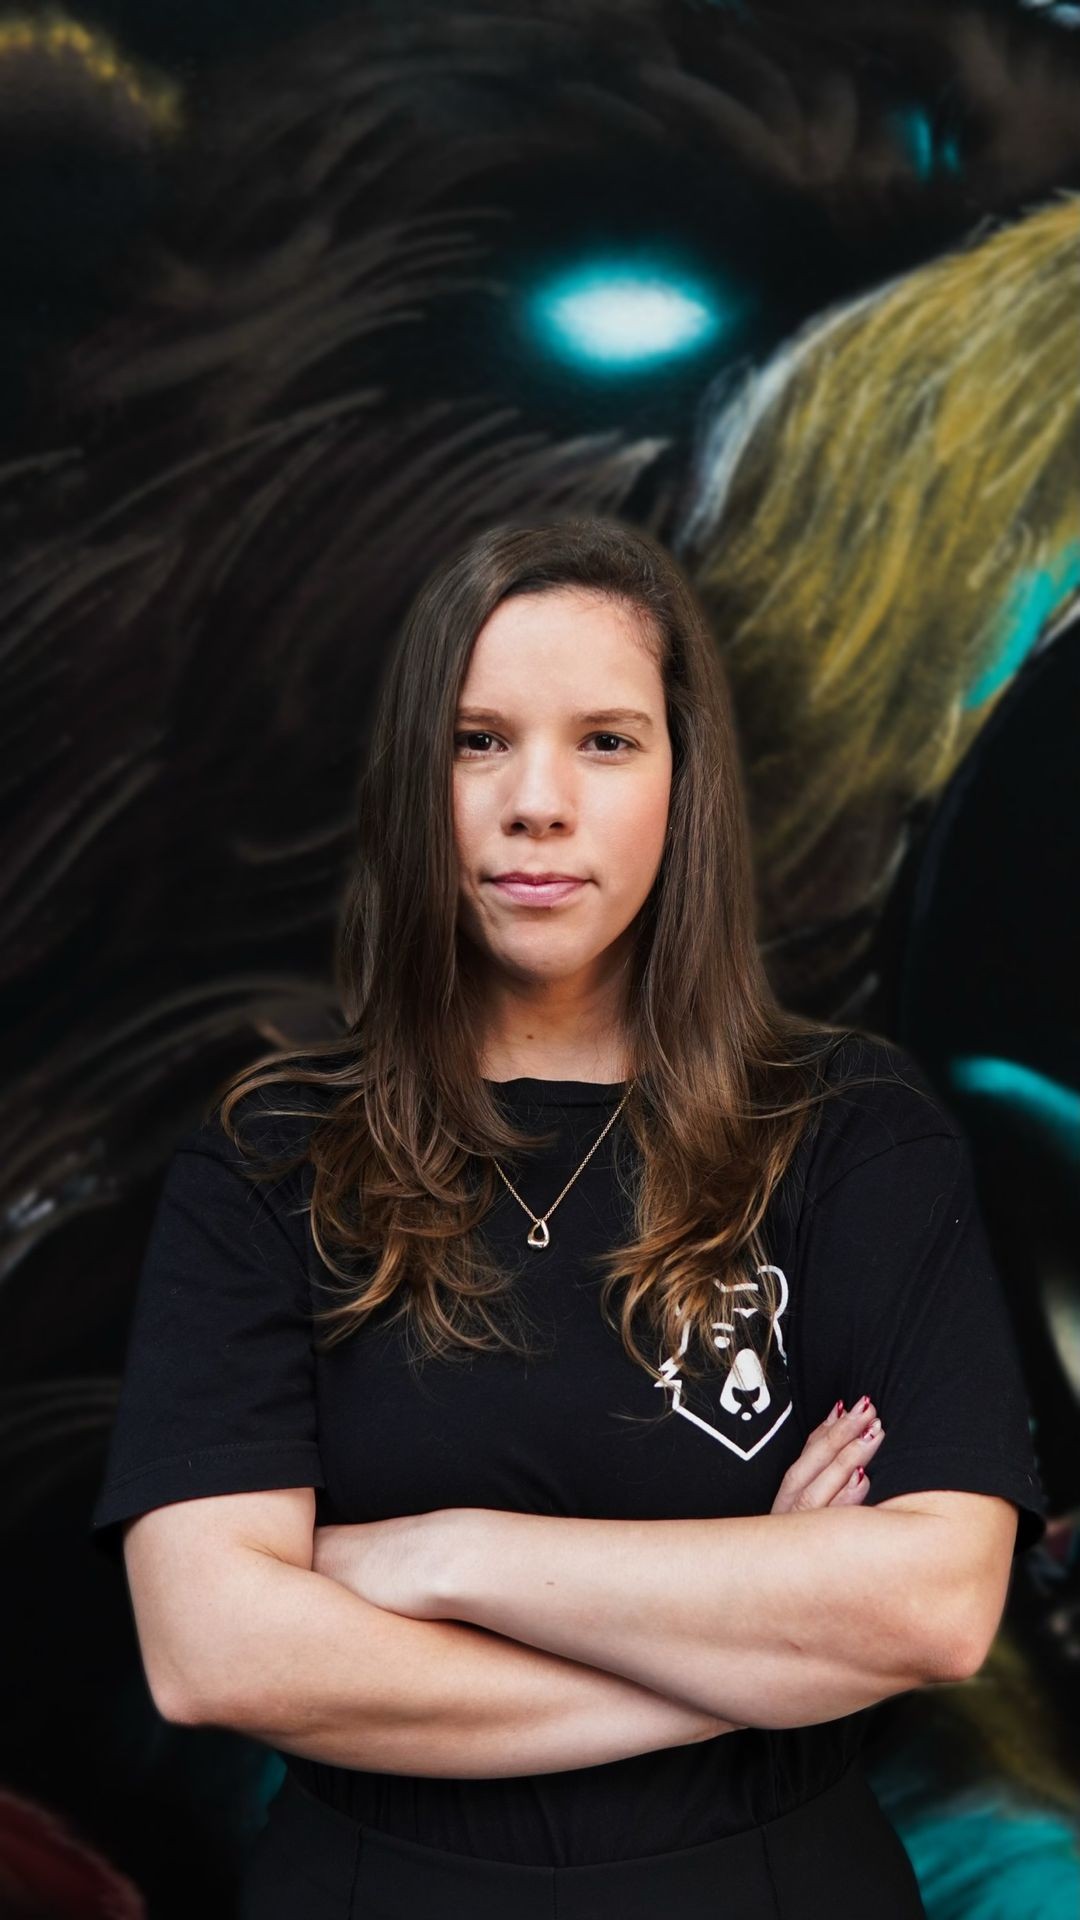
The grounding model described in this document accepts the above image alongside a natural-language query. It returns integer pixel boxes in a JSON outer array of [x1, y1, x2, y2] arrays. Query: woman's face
[[453, 586, 673, 1002]]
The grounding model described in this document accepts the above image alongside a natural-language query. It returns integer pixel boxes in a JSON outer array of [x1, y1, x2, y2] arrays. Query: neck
[[470, 938, 636, 1087], [480, 1044, 630, 1083]]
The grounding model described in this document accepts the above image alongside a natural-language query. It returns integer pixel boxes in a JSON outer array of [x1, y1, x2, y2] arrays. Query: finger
[[810, 1396, 877, 1450], [810, 1420, 885, 1505], [777, 1416, 885, 1512], [827, 1462, 873, 1507], [822, 1396, 877, 1436], [792, 1398, 881, 1488]]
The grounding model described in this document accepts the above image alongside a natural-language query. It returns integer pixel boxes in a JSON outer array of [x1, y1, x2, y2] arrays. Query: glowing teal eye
[[530, 261, 740, 371]]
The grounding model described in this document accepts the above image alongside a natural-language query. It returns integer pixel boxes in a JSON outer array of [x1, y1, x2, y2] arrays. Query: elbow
[[943, 1609, 1003, 1683], [132, 1608, 227, 1726], [928, 1626, 993, 1686], [919, 1628, 977, 1686], [916, 1593, 1004, 1686], [937, 1557, 1013, 1684], [146, 1663, 205, 1727], [154, 1673, 243, 1727], [156, 1685, 203, 1727], [142, 1644, 238, 1728]]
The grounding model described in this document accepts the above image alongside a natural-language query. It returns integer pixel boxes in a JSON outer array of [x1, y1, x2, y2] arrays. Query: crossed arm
[[139, 1479, 1017, 1779], [139, 1389, 1018, 1773], [313, 1489, 1020, 1730]]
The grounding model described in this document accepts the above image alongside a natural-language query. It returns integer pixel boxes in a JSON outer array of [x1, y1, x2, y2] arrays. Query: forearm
[[442, 1508, 961, 1729], [181, 1550, 741, 1776]]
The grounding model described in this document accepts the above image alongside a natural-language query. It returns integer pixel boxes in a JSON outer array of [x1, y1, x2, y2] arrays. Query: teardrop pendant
[[527, 1218, 550, 1249]]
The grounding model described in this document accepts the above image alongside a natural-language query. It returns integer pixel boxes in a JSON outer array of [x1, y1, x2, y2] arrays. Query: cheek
[[452, 780, 483, 862], [602, 781, 670, 883]]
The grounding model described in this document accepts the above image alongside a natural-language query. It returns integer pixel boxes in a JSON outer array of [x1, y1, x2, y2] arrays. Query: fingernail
[[833, 1399, 845, 1420], [851, 1466, 865, 1485], [859, 1395, 872, 1412]]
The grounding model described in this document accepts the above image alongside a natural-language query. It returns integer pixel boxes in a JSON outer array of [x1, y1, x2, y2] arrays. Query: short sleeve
[[793, 1129, 1049, 1557], [90, 1113, 325, 1568]]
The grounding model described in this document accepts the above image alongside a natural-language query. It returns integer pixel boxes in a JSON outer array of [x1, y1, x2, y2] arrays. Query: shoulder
[[803, 1029, 963, 1203], [175, 1067, 333, 1191]]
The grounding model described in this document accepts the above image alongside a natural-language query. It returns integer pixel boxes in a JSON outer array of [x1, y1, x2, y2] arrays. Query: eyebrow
[[455, 706, 655, 731]]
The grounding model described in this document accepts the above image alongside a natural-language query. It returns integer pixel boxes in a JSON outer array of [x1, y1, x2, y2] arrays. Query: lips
[[489, 876, 587, 905], [491, 872, 585, 883]]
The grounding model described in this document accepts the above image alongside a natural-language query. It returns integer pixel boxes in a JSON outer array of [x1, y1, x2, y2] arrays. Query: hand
[[312, 1509, 461, 1618], [771, 1397, 884, 1514]]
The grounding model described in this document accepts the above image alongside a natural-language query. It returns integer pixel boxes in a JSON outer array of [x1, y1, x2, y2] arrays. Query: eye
[[449, 725, 634, 756], [453, 731, 500, 756]]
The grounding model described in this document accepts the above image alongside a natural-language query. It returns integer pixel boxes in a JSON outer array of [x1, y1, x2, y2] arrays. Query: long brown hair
[[212, 513, 912, 1399]]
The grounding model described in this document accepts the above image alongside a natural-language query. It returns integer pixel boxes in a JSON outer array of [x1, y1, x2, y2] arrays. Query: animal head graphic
[[656, 1263, 792, 1461]]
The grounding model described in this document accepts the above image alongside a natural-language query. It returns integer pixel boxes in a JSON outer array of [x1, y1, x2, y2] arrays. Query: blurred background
[[1, 2, 1077, 1913]]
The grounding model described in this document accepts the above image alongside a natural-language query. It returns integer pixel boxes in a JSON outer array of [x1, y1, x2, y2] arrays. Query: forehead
[[462, 587, 660, 692]]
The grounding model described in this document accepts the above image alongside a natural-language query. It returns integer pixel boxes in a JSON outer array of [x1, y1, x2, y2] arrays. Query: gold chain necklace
[[491, 1084, 634, 1248]]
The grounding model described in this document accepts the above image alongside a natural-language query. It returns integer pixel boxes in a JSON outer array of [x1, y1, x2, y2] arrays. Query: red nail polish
[[859, 1395, 871, 1412], [855, 1466, 864, 1484], [835, 1399, 844, 1418]]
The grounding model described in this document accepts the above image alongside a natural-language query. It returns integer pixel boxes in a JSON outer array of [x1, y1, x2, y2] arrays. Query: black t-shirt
[[90, 1033, 1048, 1866]]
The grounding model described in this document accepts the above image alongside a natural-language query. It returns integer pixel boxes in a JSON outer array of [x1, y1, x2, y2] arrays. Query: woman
[[91, 515, 1047, 1918]]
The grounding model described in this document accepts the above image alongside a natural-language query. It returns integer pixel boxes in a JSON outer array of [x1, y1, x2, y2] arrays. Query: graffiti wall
[[2, 2, 1077, 1913]]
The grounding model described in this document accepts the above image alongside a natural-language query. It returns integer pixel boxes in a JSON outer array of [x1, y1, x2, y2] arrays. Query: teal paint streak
[[255, 1750, 287, 1813], [889, 106, 934, 179], [948, 1056, 1080, 1161], [966, 540, 1080, 708], [870, 1742, 1080, 1914], [886, 105, 963, 179], [1021, 3, 1080, 28], [900, 1796, 1080, 1918]]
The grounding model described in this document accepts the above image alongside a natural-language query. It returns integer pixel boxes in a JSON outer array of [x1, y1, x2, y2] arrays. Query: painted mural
[[1, 2, 1077, 1913]]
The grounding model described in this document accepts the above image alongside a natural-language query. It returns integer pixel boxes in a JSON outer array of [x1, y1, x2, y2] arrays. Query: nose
[[502, 750, 578, 833]]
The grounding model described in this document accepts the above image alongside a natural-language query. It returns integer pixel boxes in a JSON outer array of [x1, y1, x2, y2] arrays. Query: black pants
[[236, 1760, 928, 1918]]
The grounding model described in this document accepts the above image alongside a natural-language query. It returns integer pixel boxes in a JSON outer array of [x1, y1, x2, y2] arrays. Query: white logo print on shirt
[[655, 1264, 793, 1462]]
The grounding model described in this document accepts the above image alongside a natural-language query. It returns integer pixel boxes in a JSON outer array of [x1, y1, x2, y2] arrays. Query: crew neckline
[[483, 1077, 628, 1106]]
